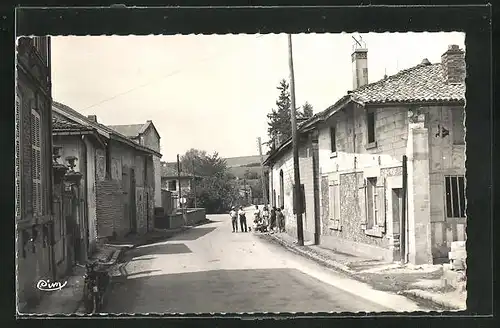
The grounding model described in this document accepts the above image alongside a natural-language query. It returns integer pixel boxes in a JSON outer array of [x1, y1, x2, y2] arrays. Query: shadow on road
[[170, 227, 217, 241], [128, 243, 193, 258], [105, 268, 391, 314]]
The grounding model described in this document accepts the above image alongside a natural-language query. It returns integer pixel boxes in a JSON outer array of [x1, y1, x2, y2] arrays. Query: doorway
[[392, 188, 403, 262]]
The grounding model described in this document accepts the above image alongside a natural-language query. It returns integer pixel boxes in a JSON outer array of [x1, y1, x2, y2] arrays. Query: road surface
[[103, 211, 424, 314]]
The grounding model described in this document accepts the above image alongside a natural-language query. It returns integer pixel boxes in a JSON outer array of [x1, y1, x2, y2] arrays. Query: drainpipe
[[81, 136, 89, 260], [401, 155, 408, 264], [311, 130, 321, 245]]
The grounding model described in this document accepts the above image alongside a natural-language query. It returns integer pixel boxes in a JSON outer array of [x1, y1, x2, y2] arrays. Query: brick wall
[[96, 179, 127, 239]]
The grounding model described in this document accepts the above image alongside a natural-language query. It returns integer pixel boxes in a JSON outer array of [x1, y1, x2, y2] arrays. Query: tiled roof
[[350, 62, 465, 104], [107, 124, 146, 138], [52, 112, 89, 131], [160, 162, 192, 178]]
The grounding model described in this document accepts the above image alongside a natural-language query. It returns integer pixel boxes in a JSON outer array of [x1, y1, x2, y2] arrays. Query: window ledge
[[328, 220, 342, 231], [330, 151, 338, 159], [365, 142, 378, 150], [365, 227, 384, 238]]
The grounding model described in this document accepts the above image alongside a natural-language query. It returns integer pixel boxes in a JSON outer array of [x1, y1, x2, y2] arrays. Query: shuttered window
[[15, 94, 22, 218], [31, 109, 42, 216], [364, 177, 386, 233]]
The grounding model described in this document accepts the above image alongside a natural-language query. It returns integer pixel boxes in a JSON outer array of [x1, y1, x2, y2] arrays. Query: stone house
[[108, 121, 162, 208], [52, 102, 161, 241], [265, 44, 466, 265], [15, 36, 55, 311], [160, 161, 193, 206]]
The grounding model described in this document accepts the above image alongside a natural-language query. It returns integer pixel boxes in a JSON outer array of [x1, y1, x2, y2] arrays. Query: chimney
[[87, 115, 98, 123], [352, 47, 368, 89], [441, 44, 465, 84]]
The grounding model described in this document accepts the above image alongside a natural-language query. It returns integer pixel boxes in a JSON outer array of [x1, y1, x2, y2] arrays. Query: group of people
[[229, 205, 285, 234]]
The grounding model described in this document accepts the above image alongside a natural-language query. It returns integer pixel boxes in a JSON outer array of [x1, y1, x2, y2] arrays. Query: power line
[[82, 34, 268, 111]]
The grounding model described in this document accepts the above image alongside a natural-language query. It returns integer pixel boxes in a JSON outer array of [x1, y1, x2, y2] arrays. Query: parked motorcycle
[[79, 261, 110, 314]]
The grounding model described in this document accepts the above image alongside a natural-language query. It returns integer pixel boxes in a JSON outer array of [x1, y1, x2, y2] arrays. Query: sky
[[51, 32, 465, 161]]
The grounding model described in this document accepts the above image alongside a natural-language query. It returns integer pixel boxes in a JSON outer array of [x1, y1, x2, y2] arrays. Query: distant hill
[[223, 155, 268, 180]]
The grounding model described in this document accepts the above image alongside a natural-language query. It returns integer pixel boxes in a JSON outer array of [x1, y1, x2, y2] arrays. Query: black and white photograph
[[15, 26, 471, 315]]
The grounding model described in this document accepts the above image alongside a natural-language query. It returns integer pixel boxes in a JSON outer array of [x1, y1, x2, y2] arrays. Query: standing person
[[253, 205, 261, 224], [262, 206, 270, 232], [229, 206, 238, 232], [270, 206, 277, 233], [276, 207, 285, 233], [238, 206, 248, 232]]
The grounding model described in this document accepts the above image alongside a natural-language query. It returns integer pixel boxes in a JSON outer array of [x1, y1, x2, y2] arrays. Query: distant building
[[265, 44, 466, 265], [108, 121, 162, 208], [160, 161, 193, 206]]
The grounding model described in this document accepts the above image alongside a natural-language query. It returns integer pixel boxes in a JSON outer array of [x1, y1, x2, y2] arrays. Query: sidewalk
[[262, 232, 467, 311], [23, 227, 191, 315]]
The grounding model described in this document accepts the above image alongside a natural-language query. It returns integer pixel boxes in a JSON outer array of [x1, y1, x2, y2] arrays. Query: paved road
[[104, 211, 424, 314]]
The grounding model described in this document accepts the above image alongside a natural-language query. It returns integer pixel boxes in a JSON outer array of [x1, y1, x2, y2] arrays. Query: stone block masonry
[[96, 179, 128, 240]]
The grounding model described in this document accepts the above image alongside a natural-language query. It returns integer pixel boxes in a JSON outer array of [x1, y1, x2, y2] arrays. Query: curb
[[400, 290, 465, 311], [266, 233, 462, 311], [265, 233, 354, 274]]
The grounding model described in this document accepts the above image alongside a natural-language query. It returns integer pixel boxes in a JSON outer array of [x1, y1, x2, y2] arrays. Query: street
[[103, 211, 424, 314]]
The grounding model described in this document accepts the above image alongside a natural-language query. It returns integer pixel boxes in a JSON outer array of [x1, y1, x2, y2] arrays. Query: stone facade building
[[265, 44, 466, 265], [160, 161, 193, 206], [52, 102, 161, 241], [108, 121, 162, 208], [15, 36, 55, 311]]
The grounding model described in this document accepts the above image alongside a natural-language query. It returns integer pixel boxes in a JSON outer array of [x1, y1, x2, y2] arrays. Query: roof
[[52, 112, 90, 131], [160, 162, 193, 178], [52, 101, 162, 158], [265, 59, 466, 166], [349, 62, 465, 105], [107, 124, 145, 138]]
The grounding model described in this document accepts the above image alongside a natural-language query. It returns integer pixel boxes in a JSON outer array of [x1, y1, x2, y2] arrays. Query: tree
[[243, 169, 259, 180], [265, 79, 314, 154], [302, 101, 314, 118], [266, 79, 292, 153], [180, 149, 237, 214]]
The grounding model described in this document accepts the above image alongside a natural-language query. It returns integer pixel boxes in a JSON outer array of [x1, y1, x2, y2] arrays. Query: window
[[366, 177, 377, 229], [452, 109, 465, 145], [31, 109, 42, 216], [168, 180, 177, 191], [15, 93, 21, 218], [292, 184, 306, 214], [445, 176, 465, 218], [367, 111, 376, 144], [330, 126, 337, 153]]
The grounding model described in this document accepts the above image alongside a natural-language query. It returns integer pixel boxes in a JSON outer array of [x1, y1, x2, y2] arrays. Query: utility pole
[[177, 154, 186, 225], [288, 34, 305, 246], [192, 159, 197, 208], [257, 137, 268, 206]]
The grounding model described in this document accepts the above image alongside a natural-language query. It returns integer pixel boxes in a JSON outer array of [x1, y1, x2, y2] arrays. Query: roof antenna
[[351, 34, 366, 51]]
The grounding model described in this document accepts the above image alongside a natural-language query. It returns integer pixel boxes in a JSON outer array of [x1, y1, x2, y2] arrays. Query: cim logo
[[36, 279, 67, 291]]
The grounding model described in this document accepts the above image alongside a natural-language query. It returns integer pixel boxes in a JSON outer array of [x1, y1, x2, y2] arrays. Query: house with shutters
[[15, 36, 54, 312], [108, 121, 162, 208], [52, 102, 162, 243], [264, 44, 466, 265]]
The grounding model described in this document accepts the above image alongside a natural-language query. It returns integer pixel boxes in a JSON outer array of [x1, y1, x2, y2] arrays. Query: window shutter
[[15, 94, 21, 218], [358, 178, 368, 224], [31, 109, 42, 216], [329, 183, 335, 221], [375, 178, 386, 231], [335, 184, 341, 226]]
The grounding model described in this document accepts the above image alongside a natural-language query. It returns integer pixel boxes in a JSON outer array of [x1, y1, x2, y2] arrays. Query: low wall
[[154, 208, 206, 229]]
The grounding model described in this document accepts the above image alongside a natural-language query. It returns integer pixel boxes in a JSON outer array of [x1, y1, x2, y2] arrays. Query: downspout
[[311, 129, 321, 245], [401, 155, 408, 264], [80, 136, 89, 260]]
